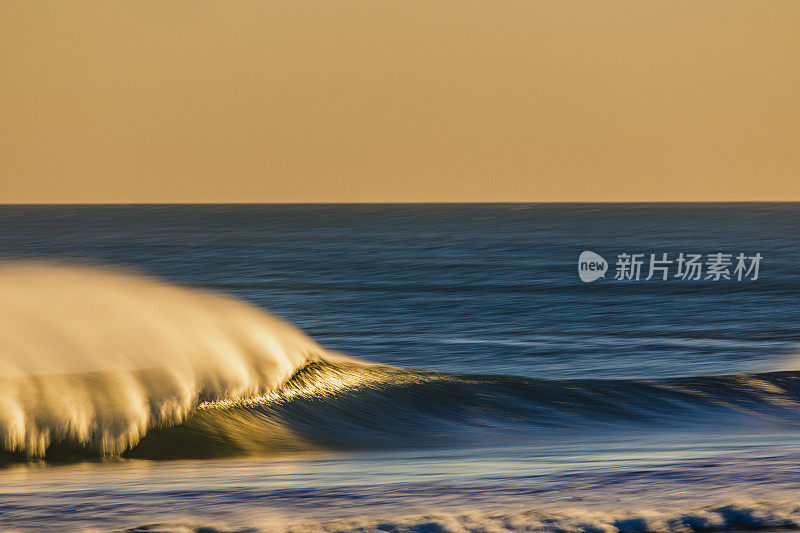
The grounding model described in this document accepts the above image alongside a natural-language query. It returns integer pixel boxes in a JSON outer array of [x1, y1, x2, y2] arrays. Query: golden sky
[[1, 1, 799, 203]]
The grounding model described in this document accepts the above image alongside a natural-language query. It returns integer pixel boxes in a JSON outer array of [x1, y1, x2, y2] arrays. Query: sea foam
[[0, 263, 324, 457]]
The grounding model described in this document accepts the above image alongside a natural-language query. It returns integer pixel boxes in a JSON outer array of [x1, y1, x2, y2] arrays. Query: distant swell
[[3, 263, 800, 463]]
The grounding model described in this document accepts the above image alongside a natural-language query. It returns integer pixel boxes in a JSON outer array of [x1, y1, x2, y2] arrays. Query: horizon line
[[1, 200, 800, 206]]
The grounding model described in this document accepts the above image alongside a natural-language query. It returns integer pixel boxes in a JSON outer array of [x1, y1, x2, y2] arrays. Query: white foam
[[113, 501, 800, 532], [0, 263, 324, 457]]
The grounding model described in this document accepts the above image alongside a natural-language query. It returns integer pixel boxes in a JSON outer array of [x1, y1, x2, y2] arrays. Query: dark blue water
[[2, 203, 798, 378], [3, 203, 800, 532]]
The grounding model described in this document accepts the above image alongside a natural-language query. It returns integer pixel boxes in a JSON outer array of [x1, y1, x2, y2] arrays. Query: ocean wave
[[122, 361, 800, 459], [3, 263, 800, 462], [0, 262, 326, 458]]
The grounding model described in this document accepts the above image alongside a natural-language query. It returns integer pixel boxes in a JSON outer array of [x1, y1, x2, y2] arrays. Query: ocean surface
[[2, 203, 800, 532]]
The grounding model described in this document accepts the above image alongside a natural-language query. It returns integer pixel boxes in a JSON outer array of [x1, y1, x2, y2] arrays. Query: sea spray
[[0, 262, 324, 457]]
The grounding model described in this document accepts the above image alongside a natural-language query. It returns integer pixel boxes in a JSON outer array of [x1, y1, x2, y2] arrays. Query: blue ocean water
[[2, 203, 800, 532]]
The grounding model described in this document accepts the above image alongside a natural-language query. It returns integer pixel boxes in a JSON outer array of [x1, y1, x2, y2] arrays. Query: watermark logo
[[578, 250, 608, 282], [578, 251, 762, 282]]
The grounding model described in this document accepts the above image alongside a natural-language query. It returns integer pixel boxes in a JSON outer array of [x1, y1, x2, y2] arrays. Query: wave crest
[[0, 263, 324, 457]]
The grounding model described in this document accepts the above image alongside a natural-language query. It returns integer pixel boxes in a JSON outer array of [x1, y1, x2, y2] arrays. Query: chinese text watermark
[[578, 251, 762, 283]]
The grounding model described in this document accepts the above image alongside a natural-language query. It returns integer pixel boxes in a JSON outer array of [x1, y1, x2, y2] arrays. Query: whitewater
[[0, 263, 337, 458]]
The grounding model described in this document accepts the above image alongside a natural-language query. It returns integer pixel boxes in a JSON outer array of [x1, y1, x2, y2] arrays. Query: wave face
[[127, 362, 800, 459], [0, 263, 325, 458], [4, 263, 800, 461]]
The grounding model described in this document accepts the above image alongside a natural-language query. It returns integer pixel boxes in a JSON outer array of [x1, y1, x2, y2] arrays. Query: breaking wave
[[3, 262, 800, 461], [0, 262, 328, 458]]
